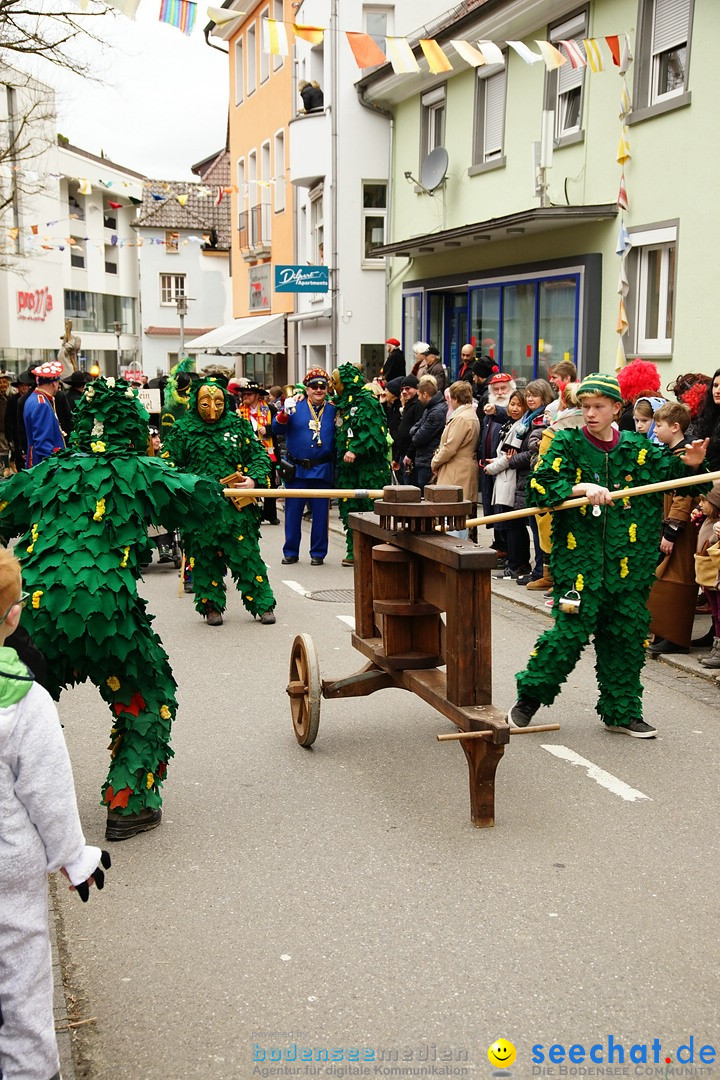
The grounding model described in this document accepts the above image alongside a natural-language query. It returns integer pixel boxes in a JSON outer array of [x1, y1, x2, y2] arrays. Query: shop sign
[[274, 265, 329, 293], [249, 264, 271, 311], [17, 286, 53, 321]]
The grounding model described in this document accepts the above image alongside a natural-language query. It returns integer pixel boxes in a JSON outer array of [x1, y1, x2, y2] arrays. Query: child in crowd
[[647, 402, 699, 655], [486, 390, 531, 579], [693, 485, 720, 668], [509, 372, 708, 738], [633, 395, 666, 443], [0, 548, 110, 1080]]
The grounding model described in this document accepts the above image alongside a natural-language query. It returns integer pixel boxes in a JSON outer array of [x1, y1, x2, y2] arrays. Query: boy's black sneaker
[[605, 718, 657, 738], [507, 697, 541, 728]]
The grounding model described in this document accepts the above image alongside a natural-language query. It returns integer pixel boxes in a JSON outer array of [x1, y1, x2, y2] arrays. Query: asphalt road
[[54, 519, 720, 1080]]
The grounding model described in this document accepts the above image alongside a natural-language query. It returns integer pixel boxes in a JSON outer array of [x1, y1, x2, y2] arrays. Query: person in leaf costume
[[331, 363, 390, 564], [0, 377, 223, 840], [160, 356, 195, 433], [509, 373, 709, 739], [161, 376, 276, 625]]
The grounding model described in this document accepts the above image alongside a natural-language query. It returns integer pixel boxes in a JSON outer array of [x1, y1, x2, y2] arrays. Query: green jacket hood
[[0, 645, 34, 707]]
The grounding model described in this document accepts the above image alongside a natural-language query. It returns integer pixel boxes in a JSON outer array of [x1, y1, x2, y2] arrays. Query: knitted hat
[[577, 373, 623, 402], [386, 377, 404, 398], [706, 482, 720, 511], [472, 357, 499, 379], [401, 374, 419, 389]]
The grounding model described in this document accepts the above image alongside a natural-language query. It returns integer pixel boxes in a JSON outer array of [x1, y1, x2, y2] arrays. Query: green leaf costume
[[332, 363, 391, 558], [515, 428, 709, 726], [161, 377, 276, 618], [160, 357, 195, 432], [0, 377, 222, 816]]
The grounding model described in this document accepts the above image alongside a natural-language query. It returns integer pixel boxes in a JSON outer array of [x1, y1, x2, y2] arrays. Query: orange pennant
[[293, 23, 325, 45], [346, 31, 386, 68], [605, 35, 621, 66], [419, 38, 452, 73]]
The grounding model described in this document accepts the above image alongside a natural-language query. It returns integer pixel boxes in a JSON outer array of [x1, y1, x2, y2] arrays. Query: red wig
[[681, 381, 709, 419], [617, 360, 661, 403]]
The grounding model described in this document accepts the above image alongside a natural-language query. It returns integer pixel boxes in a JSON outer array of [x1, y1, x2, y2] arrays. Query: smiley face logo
[[488, 1040, 516, 1069]]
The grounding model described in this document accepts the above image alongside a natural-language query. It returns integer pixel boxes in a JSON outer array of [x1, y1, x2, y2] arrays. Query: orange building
[[213, 0, 295, 387]]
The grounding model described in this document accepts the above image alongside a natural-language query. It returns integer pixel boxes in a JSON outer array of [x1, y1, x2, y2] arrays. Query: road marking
[[283, 579, 310, 597], [337, 614, 355, 629], [541, 744, 651, 803]]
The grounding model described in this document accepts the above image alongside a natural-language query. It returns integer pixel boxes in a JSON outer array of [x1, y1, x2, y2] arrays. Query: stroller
[[146, 524, 183, 568]]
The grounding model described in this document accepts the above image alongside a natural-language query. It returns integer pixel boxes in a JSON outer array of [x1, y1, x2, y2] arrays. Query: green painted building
[[359, 0, 707, 385]]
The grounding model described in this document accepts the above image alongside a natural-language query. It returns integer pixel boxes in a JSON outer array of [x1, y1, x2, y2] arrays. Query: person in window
[[298, 81, 324, 113]]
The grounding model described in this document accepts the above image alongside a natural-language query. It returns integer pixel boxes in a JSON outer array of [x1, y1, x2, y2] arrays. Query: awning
[[372, 204, 618, 258], [287, 306, 332, 323], [185, 313, 285, 354]]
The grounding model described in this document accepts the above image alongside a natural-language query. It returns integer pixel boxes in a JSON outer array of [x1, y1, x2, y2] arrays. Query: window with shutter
[[484, 70, 506, 159], [547, 10, 587, 140], [651, 0, 691, 101]]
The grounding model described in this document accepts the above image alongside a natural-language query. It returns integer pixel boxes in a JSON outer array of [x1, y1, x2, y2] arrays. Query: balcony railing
[[250, 203, 272, 251], [238, 210, 249, 250]]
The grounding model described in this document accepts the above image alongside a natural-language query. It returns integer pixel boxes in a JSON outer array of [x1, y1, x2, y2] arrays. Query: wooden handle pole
[[464, 468, 720, 529], [436, 723, 560, 741], [177, 552, 186, 598], [221, 488, 386, 499]]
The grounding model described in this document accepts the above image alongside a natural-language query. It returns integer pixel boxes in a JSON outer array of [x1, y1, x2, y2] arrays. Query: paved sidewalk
[[50, 877, 76, 1080]]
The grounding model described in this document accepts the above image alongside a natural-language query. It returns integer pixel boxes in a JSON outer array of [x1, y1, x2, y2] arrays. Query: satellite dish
[[420, 147, 449, 193]]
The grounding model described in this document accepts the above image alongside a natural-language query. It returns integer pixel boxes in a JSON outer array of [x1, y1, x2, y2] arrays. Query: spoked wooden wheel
[[287, 633, 321, 746]]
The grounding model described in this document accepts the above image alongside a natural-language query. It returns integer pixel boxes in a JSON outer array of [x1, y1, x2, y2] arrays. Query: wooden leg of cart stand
[[460, 736, 506, 828]]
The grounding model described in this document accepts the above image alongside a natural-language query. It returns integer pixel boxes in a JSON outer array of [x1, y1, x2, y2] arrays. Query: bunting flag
[[159, 0, 197, 35], [616, 336, 627, 371], [616, 222, 631, 256], [559, 39, 587, 68], [616, 126, 631, 165], [506, 40, 543, 64], [106, 0, 141, 16], [214, 187, 224, 205], [31, 224, 38, 234], [175, 193, 189, 206], [617, 258, 629, 298], [617, 172, 629, 211], [385, 36, 420, 74], [108, 201, 123, 209], [293, 24, 325, 45], [583, 38, 604, 72], [450, 40, 487, 67], [345, 32, 386, 69], [8, 227, 18, 240], [419, 38, 453, 74], [78, 179, 92, 195], [616, 299, 629, 336], [151, 193, 166, 202], [208, 6, 245, 27], [619, 34, 633, 76], [476, 40, 504, 65], [535, 40, 566, 71], [263, 18, 289, 56], [605, 35, 621, 66], [619, 79, 632, 119]]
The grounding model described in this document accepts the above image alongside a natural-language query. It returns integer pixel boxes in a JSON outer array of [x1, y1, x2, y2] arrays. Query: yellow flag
[[616, 299, 629, 336], [263, 18, 289, 57], [176, 193, 189, 207], [385, 36, 419, 74], [535, 40, 566, 71], [293, 23, 325, 45], [78, 178, 92, 196], [583, 38, 604, 72], [208, 6, 246, 26], [419, 39, 453, 74], [616, 126, 631, 165], [450, 39, 486, 67]]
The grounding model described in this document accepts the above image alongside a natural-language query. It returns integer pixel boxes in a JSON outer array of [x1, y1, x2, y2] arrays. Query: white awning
[[287, 306, 332, 323], [185, 313, 286, 354]]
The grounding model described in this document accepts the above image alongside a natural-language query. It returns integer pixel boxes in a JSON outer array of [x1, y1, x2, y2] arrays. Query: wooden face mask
[[197, 385, 226, 423]]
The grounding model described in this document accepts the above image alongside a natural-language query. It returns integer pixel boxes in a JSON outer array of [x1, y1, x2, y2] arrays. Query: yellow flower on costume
[[619, 557, 629, 578], [551, 457, 562, 473], [189, 557, 195, 568], [107, 676, 120, 692], [575, 469, 582, 484], [530, 649, 538, 657], [567, 533, 577, 550], [120, 546, 130, 568], [530, 478, 546, 495], [93, 498, 106, 522], [643, 639, 650, 648], [237, 534, 244, 541], [246, 595, 253, 602], [90, 440, 106, 453], [629, 523, 637, 543], [31, 590, 43, 609], [0, 501, 7, 512], [256, 575, 263, 582], [580, 505, 587, 516], [637, 448, 648, 465], [575, 574, 584, 592], [160, 705, 171, 720], [146, 772, 154, 789], [27, 522, 38, 554]]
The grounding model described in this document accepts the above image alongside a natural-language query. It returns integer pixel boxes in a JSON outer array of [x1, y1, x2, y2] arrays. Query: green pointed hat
[[71, 377, 151, 454]]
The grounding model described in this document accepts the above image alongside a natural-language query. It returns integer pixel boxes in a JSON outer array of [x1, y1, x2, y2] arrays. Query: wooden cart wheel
[[287, 633, 321, 746]]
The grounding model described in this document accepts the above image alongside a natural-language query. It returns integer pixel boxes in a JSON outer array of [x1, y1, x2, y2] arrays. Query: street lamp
[[175, 294, 194, 359], [113, 321, 122, 379]]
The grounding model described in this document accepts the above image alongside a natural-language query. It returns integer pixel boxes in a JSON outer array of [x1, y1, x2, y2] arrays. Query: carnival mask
[[197, 385, 226, 423]]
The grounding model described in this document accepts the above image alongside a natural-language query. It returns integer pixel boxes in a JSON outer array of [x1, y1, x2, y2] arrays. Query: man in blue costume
[[273, 368, 336, 566], [23, 361, 66, 467]]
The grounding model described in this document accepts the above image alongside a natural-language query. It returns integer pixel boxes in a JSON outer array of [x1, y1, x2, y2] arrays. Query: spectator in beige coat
[[431, 381, 480, 537]]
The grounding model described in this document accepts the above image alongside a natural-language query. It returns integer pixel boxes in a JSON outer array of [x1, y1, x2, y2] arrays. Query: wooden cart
[[286, 485, 556, 828]]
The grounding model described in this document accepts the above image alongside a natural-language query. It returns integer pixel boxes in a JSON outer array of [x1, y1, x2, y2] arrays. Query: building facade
[[361, 0, 706, 386]]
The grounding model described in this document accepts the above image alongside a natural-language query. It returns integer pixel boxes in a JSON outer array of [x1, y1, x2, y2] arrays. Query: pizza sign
[[17, 287, 53, 321]]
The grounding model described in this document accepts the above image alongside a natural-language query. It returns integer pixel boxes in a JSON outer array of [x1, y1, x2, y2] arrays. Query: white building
[[289, 0, 443, 377], [0, 65, 144, 376], [133, 150, 232, 376]]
